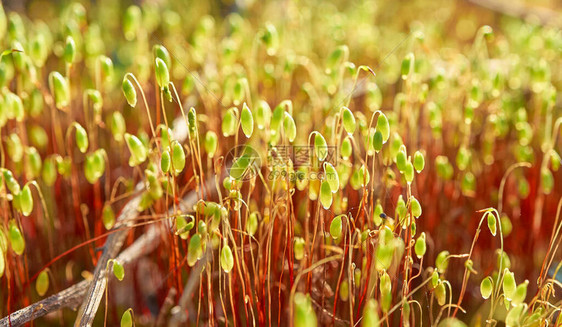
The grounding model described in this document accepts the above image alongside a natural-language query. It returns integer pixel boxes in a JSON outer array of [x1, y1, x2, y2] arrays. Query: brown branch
[[0, 279, 90, 327], [0, 214, 164, 327], [168, 248, 211, 326], [0, 118, 202, 327], [0, 171, 212, 327], [73, 117, 206, 326], [155, 287, 177, 327], [2, 116, 220, 326]]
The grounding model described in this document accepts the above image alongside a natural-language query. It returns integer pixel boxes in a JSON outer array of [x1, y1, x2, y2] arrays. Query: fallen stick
[[73, 117, 204, 326], [0, 279, 89, 327], [0, 172, 212, 327], [0, 117, 195, 327], [0, 214, 165, 327]]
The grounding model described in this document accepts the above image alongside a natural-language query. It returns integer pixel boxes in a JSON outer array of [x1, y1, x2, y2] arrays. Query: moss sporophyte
[[0, 1, 561, 326]]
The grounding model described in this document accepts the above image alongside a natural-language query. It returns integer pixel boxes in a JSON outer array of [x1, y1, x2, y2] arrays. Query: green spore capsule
[[413, 151, 425, 172], [372, 130, 383, 153], [122, 77, 137, 107], [283, 112, 296, 142], [294, 293, 317, 327], [380, 271, 392, 312], [324, 162, 339, 192], [49, 72, 69, 109], [410, 196, 422, 218], [222, 108, 237, 137], [102, 203, 115, 230], [247, 212, 258, 236], [113, 260, 125, 281], [29, 125, 48, 150], [341, 107, 356, 134], [437, 318, 466, 327], [435, 250, 449, 273], [158, 125, 172, 149], [456, 147, 470, 171], [404, 162, 414, 184], [155, 57, 169, 89], [396, 149, 407, 172], [6, 92, 23, 122], [98, 55, 114, 81], [435, 281, 446, 306], [160, 150, 171, 173], [502, 268, 516, 300], [19, 183, 33, 216], [6, 133, 23, 163], [120, 309, 133, 327], [220, 244, 234, 273], [505, 304, 525, 327], [330, 215, 343, 239], [339, 280, 349, 301], [28, 88, 44, 118], [550, 151, 561, 172], [541, 168, 554, 194], [341, 137, 352, 159], [110, 112, 126, 142], [255, 100, 271, 130], [230, 153, 252, 180], [74, 123, 89, 153], [414, 232, 426, 258], [204, 131, 218, 157], [362, 299, 380, 327], [486, 211, 497, 236], [63, 35, 76, 64], [480, 276, 493, 299], [85, 89, 103, 121], [171, 141, 186, 176], [261, 23, 279, 56], [401, 52, 414, 79], [175, 215, 193, 239], [123, 5, 141, 40], [187, 233, 203, 267], [25, 147, 41, 179], [36, 270, 49, 296], [376, 113, 390, 142], [124, 133, 147, 166], [294, 237, 305, 260], [389, 132, 402, 159], [314, 132, 328, 161], [270, 104, 284, 135], [42, 156, 57, 186], [8, 221, 25, 255], [187, 107, 197, 137], [319, 180, 333, 209], [241, 102, 254, 138], [431, 271, 439, 288], [153, 44, 171, 68], [512, 280, 528, 305], [3, 169, 20, 195]]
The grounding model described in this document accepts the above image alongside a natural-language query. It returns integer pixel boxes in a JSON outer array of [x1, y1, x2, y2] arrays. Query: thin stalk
[[124, 73, 158, 147]]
